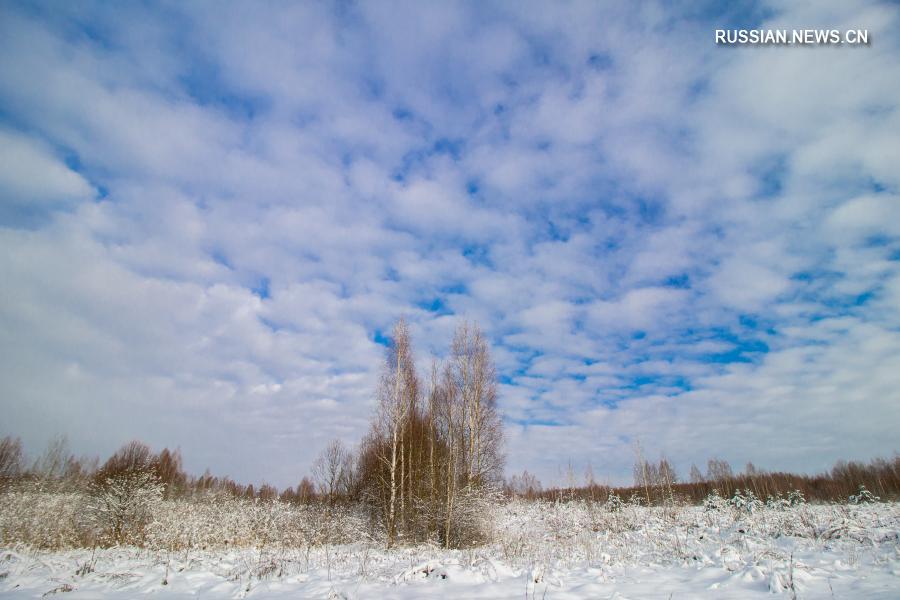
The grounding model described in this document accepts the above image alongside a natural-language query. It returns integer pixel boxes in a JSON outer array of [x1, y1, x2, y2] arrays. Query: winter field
[[2, 498, 898, 599]]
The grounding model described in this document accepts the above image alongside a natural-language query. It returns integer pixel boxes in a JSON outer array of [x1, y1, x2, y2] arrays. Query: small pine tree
[[848, 484, 879, 505], [704, 490, 726, 512], [743, 488, 762, 513], [605, 492, 624, 513], [787, 489, 806, 507]]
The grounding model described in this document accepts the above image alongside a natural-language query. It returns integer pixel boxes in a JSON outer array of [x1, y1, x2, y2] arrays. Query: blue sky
[[1, 0, 899, 488]]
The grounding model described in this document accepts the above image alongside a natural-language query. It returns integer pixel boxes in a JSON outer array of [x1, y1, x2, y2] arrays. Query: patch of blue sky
[[689, 0, 777, 29], [178, 59, 266, 120], [737, 314, 776, 334], [211, 250, 233, 271], [867, 178, 888, 193], [818, 290, 878, 312], [853, 291, 875, 306], [62, 152, 82, 172], [500, 345, 545, 367], [393, 138, 468, 181], [416, 296, 453, 316], [625, 374, 692, 394], [258, 316, 281, 333], [664, 274, 691, 289], [252, 277, 270, 300], [789, 270, 883, 316], [863, 234, 895, 248], [384, 266, 401, 282], [541, 218, 573, 243], [790, 269, 847, 298], [461, 243, 492, 267], [360, 76, 385, 101], [392, 106, 414, 121], [372, 329, 391, 347], [587, 396, 620, 410], [586, 51, 613, 71], [704, 340, 769, 364], [26, 3, 119, 51], [648, 324, 770, 366], [636, 196, 667, 224], [751, 154, 788, 199], [686, 77, 710, 101], [0, 202, 54, 229], [439, 282, 467, 296]]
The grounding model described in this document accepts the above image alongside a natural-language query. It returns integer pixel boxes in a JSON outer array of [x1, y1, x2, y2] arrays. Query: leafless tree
[[370, 319, 419, 547], [152, 448, 187, 499], [0, 435, 24, 481], [689, 463, 704, 484], [448, 322, 503, 489], [313, 439, 353, 504], [707, 458, 734, 496], [32, 436, 72, 482], [507, 470, 542, 500], [707, 458, 733, 482]]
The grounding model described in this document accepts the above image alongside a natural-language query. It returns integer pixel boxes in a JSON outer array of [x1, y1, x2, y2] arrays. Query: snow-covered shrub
[[144, 495, 370, 552], [605, 492, 624, 512], [766, 493, 790, 511], [440, 484, 503, 548], [628, 493, 644, 507], [787, 489, 806, 507], [763, 490, 805, 511], [0, 483, 90, 549], [728, 489, 762, 514], [86, 469, 163, 546], [849, 484, 880, 505], [703, 490, 726, 512]]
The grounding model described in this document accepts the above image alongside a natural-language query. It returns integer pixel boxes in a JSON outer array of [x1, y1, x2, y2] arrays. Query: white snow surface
[[2, 500, 898, 598]]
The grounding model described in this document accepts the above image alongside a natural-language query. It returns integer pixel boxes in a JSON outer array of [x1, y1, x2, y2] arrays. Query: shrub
[[704, 490, 726, 512], [86, 469, 163, 545], [849, 485, 879, 505], [605, 492, 624, 512]]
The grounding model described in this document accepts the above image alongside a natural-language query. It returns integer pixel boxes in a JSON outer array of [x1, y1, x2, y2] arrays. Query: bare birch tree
[[372, 319, 419, 547], [312, 439, 352, 504]]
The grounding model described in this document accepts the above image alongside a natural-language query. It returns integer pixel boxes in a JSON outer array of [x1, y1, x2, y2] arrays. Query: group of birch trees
[[353, 319, 504, 548]]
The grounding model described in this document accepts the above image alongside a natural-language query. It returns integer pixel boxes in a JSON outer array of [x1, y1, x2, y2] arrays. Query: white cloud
[[0, 128, 93, 207]]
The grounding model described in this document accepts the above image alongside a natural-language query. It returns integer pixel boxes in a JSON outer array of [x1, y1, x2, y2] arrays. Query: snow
[[1, 501, 898, 598]]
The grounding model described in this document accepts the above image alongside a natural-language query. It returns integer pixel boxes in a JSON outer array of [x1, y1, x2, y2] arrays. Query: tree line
[[509, 454, 900, 505]]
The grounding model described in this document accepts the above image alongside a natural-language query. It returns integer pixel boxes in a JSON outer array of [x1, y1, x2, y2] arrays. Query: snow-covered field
[[2, 501, 898, 598]]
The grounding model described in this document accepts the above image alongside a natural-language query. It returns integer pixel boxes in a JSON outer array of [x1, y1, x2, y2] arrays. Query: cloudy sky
[[1, 0, 899, 488]]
